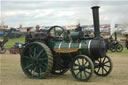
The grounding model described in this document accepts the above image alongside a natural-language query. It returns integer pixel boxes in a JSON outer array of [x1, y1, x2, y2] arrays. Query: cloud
[[1, 0, 128, 27]]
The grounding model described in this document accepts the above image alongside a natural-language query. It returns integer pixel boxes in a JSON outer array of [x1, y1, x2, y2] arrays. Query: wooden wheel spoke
[[24, 64, 33, 70]]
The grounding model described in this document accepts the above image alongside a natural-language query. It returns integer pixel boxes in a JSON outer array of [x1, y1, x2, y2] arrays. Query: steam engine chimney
[[115, 32, 117, 41], [91, 6, 100, 37]]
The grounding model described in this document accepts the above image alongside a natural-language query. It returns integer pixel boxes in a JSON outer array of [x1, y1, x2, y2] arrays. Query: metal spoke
[[29, 48, 34, 55], [38, 67, 42, 76], [76, 71, 80, 76], [73, 68, 79, 70], [42, 53, 46, 57], [85, 70, 90, 74], [30, 54, 33, 59], [82, 58, 84, 65], [33, 66, 37, 74], [104, 64, 110, 68], [37, 50, 44, 58], [34, 48, 37, 57], [102, 67, 104, 75], [84, 71, 87, 78], [104, 61, 110, 64], [23, 56, 31, 59], [97, 67, 101, 73], [103, 57, 106, 63], [77, 59, 80, 65], [74, 63, 79, 66], [43, 63, 48, 67], [84, 60, 87, 66], [38, 58, 47, 61], [103, 67, 108, 73], [24, 64, 33, 70], [80, 72, 82, 79]]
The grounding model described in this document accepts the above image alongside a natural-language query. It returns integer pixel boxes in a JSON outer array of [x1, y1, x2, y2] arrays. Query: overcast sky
[[1, 0, 128, 27]]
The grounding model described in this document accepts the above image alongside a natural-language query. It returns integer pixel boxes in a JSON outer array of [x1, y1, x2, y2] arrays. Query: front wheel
[[94, 56, 113, 76], [70, 55, 94, 82]]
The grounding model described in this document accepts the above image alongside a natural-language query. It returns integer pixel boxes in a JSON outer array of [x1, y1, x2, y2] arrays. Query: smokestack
[[115, 32, 117, 41], [91, 6, 100, 37]]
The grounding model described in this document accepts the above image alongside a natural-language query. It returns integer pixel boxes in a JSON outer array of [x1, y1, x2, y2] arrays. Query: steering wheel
[[48, 26, 68, 40]]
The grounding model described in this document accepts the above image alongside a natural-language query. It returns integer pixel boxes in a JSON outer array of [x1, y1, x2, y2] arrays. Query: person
[[109, 36, 113, 42], [75, 23, 82, 32], [126, 36, 128, 49], [25, 28, 32, 43], [36, 25, 40, 32]]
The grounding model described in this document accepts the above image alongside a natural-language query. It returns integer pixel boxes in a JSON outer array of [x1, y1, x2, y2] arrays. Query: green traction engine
[[19, 6, 113, 81]]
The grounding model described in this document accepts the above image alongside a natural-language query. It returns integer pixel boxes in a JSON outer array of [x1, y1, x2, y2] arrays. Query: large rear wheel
[[21, 42, 53, 79]]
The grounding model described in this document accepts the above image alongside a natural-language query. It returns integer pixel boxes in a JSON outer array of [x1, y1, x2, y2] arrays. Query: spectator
[[25, 28, 32, 43], [126, 36, 128, 49], [36, 25, 40, 32], [75, 23, 82, 32]]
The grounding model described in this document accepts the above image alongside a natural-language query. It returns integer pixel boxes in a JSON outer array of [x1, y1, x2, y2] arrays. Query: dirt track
[[0, 52, 128, 85]]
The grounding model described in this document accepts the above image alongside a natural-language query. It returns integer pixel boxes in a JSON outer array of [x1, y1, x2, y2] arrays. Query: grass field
[[0, 36, 25, 48]]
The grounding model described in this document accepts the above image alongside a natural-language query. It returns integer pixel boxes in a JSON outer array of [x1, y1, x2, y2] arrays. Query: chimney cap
[[91, 6, 100, 9]]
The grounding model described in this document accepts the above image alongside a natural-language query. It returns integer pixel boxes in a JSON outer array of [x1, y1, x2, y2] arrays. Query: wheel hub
[[79, 65, 86, 71], [99, 62, 104, 67]]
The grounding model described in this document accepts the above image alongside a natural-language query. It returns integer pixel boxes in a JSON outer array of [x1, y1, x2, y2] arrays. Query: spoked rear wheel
[[21, 42, 53, 79], [94, 56, 113, 76], [71, 55, 94, 81]]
